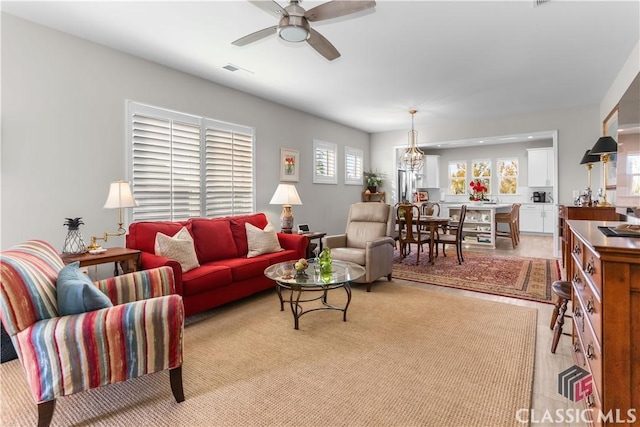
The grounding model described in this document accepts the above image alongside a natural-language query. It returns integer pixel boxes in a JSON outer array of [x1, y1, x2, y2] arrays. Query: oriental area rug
[[393, 249, 559, 303], [0, 283, 536, 427]]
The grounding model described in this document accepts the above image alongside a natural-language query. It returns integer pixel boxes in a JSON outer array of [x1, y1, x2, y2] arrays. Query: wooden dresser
[[558, 206, 620, 268], [567, 220, 640, 426]]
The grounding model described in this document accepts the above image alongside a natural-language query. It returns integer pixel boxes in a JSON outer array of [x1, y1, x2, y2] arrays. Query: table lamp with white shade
[[87, 180, 138, 251], [269, 183, 302, 233]]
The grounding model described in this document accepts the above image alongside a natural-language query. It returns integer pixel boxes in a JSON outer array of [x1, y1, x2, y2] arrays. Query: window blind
[[129, 102, 254, 222]]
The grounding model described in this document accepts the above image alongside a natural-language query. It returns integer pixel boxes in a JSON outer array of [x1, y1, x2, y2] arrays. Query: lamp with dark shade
[[590, 136, 618, 207]]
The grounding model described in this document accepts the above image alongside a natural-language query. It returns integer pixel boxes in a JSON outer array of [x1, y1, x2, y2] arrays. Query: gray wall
[[0, 14, 369, 250]]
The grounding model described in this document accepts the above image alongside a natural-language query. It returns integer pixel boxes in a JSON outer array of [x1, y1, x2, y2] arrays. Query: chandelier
[[400, 109, 424, 172]]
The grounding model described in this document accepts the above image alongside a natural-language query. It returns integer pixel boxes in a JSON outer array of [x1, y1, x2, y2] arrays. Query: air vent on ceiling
[[222, 63, 254, 76], [533, 0, 550, 7]]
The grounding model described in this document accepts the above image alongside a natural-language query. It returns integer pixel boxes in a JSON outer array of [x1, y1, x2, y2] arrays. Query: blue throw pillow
[[56, 261, 113, 316]]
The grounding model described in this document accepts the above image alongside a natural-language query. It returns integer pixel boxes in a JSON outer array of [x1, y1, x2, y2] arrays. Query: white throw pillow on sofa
[[246, 222, 283, 258], [154, 226, 200, 272]]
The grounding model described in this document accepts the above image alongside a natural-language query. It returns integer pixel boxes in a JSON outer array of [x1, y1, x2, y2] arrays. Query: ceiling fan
[[232, 0, 376, 61]]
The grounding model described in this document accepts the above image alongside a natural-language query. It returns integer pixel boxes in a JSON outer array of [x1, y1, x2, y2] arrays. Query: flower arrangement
[[469, 179, 489, 201], [284, 156, 295, 175], [364, 170, 385, 188]]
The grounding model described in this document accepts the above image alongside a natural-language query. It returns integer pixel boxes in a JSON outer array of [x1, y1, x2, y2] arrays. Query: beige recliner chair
[[322, 203, 395, 291]]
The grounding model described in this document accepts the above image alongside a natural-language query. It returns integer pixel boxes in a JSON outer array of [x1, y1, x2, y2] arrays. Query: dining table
[[396, 215, 450, 265]]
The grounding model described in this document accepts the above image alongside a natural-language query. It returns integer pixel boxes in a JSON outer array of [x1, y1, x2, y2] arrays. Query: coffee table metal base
[[275, 282, 352, 330]]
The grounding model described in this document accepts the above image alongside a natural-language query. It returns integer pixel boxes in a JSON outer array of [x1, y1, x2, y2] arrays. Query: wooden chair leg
[[550, 296, 561, 330], [170, 366, 185, 403], [551, 298, 568, 353], [38, 400, 55, 427], [387, 273, 392, 281], [510, 223, 517, 249]]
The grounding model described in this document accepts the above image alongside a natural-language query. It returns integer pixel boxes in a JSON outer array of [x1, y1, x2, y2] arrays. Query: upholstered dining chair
[[0, 240, 185, 427], [434, 204, 468, 264], [396, 203, 432, 265], [494, 203, 521, 249], [322, 203, 395, 291]]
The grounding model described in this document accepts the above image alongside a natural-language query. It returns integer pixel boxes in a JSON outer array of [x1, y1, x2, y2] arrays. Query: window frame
[[497, 157, 519, 195], [344, 146, 363, 186], [472, 159, 492, 195], [448, 161, 467, 195], [313, 139, 338, 185]]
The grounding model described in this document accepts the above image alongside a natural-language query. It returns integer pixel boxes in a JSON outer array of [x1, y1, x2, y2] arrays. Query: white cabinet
[[421, 155, 440, 188], [527, 147, 554, 187], [519, 204, 554, 234]]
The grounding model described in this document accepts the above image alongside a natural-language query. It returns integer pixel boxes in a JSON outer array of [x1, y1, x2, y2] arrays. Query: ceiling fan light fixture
[[278, 15, 310, 42]]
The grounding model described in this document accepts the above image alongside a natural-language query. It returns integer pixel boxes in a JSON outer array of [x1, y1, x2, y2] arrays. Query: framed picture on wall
[[280, 147, 299, 182]]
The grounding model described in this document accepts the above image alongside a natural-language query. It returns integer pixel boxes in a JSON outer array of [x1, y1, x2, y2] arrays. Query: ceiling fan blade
[[232, 26, 278, 46], [307, 28, 340, 61], [248, 0, 288, 18], [305, 0, 376, 22]]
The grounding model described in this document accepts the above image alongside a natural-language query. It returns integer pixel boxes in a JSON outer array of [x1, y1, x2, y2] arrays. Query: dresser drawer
[[572, 269, 602, 344], [581, 246, 602, 298], [573, 321, 602, 402]]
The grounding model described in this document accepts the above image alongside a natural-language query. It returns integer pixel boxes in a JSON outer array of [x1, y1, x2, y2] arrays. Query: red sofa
[[126, 213, 307, 316]]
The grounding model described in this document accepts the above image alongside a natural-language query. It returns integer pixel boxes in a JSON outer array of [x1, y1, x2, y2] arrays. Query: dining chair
[[494, 203, 521, 249], [421, 202, 441, 217], [396, 204, 431, 264], [435, 204, 467, 264]]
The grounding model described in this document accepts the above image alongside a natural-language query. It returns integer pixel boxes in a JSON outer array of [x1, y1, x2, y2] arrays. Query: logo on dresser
[[558, 365, 593, 402]]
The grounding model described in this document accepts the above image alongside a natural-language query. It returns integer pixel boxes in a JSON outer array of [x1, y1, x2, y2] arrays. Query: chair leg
[[170, 366, 185, 403], [387, 273, 392, 281], [510, 223, 517, 249], [366, 282, 372, 292], [551, 298, 568, 354], [38, 400, 55, 427], [550, 296, 561, 330]]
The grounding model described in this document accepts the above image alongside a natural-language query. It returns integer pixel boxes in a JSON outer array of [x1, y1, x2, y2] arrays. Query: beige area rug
[[0, 283, 536, 426]]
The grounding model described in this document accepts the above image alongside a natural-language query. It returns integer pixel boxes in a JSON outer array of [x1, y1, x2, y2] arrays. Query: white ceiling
[[2, 0, 639, 134]]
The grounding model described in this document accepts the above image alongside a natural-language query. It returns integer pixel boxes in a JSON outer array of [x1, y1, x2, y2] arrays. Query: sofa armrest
[[277, 233, 308, 259], [322, 234, 347, 249], [95, 266, 176, 305], [138, 252, 184, 296]]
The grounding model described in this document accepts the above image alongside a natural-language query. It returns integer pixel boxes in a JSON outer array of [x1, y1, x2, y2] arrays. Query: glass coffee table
[[264, 259, 365, 330]]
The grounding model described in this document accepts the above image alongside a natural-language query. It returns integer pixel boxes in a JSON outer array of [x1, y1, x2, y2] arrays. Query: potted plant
[[364, 170, 385, 193]]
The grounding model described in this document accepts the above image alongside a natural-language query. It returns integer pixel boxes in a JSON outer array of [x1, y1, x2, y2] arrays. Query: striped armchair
[[0, 240, 185, 427]]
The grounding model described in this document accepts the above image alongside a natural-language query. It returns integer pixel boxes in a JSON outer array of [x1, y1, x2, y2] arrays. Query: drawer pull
[[573, 306, 582, 318], [585, 258, 596, 275], [572, 274, 581, 286], [586, 344, 595, 360], [573, 341, 581, 353], [586, 298, 595, 314], [586, 394, 595, 408], [573, 244, 582, 255]]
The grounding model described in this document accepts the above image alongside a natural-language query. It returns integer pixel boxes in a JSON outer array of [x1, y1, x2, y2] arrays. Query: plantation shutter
[[204, 124, 254, 217], [344, 146, 363, 185], [313, 140, 338, 184], [129, 102, 254, 222], [131, 113, 201, 221]]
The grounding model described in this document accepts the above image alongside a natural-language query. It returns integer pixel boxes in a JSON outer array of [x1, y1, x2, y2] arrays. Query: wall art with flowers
[[280, 148, 299, 182]]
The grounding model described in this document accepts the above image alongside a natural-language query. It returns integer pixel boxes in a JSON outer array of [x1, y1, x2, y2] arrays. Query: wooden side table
[[301, 231, 327, 258], [61, 247, 141, 276], [362, 191, 385, 203]]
